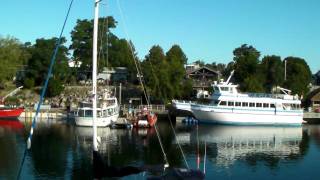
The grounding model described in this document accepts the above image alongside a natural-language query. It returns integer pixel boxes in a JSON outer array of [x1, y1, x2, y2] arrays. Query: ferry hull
[[192, 108, 303, 125], [75, 114, 118, 127]]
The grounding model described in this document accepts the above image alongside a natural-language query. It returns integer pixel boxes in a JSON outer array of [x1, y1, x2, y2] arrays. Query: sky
[[0, 0, 319, 73]]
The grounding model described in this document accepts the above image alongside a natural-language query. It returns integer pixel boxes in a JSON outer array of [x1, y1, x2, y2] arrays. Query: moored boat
[[74, 89, 119, 127], [129, 107, 158, 127], [173, 71, 304, 125], [0, 107, 24, 119]]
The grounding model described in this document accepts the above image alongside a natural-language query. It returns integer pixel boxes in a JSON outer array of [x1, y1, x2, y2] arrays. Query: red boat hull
[[0, 108, 24, 119]]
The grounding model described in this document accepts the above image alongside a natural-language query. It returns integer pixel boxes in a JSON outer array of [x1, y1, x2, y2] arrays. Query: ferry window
[[228, 101, 234, 106], [263, 103, 269, 108], [256, 103, 262, 107], [235, 102, 241, 106], [213, 100, 219, 105], [220, 101, 227, 106], [85, 110, 93, 117], [242, 102, 248, 107], [270, 104, 275, 108], [249, 102, 255, 107]]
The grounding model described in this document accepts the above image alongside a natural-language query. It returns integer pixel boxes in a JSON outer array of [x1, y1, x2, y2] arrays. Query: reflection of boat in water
[[176, 125, 303, 167], [0, 119, 24, 132]]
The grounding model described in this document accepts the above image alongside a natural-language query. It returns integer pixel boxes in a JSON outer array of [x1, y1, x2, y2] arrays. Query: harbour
[[1, 0, 320, 179]]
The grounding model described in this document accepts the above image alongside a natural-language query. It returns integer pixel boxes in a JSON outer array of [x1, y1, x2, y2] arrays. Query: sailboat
[[73, 2, 119, 127]]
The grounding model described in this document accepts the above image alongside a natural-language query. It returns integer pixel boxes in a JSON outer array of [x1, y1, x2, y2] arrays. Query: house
[[97, 67, 128, 84], [186, 66, 220, 89], [185, 65, 220, 98], [313, 70, 320, 85], [306, 88, 320, 111]]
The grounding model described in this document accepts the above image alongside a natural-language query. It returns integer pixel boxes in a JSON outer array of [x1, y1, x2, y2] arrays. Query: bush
[[46, 79, 64, 97], [24, 78, 35, 88]]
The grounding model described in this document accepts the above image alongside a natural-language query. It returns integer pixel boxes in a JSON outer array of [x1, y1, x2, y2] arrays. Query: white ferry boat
[[173, 71, 304, 125], [74, 89, 119, 127]]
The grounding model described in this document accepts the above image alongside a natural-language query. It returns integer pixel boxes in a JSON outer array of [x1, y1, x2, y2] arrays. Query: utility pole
[[284, 60, 287, 81]]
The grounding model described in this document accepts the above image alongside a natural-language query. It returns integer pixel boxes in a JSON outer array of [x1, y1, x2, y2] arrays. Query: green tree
[[233, 44, 263, 92], [260, 55, 284, 92], [166, 45, 188, 98], [283, 57, 312, 96], [70, 17, 137, 82], [0, 36, 30, 88], [142, 45, 172, 102], [24, 37, 69, 96]]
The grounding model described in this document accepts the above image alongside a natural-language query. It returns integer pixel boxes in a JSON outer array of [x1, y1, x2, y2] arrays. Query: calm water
[[1, 119, 320, 179]]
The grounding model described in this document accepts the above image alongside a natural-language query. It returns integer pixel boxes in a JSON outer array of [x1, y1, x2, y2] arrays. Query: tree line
[[0, 16, 313, 102]]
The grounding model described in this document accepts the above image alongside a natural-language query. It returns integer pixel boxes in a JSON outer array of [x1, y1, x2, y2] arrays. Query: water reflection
[[175, 124, 305, 168], [1, 119, 319, 179], [0, 120, 24, 179]]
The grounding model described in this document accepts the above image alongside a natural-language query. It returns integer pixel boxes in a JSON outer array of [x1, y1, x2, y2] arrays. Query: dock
[[303, 112, 320, 124]]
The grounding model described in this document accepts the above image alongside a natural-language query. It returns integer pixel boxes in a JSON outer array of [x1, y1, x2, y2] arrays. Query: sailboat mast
[[92, 0, 100, 152]]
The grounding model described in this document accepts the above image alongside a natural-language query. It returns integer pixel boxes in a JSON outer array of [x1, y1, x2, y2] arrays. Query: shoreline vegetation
[[0, 16, 313, 108]]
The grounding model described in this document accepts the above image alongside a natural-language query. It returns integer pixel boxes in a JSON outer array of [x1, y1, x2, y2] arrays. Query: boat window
[[228, 101, 234, 106], [249, 102, 255, 107], [213, 100, 219, 105], [270, 104, 275, 108], [97, 110, 101, 117], [79, 110, 84, 116], [263, 103, 269, 108], [85, 110, 93, 117], [242, 102, 248, 107], [103, 110, 107, 117], [219, 101, 227, 106], [108, 109, 112, 116], [235, 102, 241, 106], [256, 103, 262, 107], [214, 87, 219, 92], [221, 87, 228, 91]]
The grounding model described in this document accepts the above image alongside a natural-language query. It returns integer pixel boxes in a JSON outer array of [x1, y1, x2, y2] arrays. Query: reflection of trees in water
[[30, 124, 74, 179], [102, 121, 185, 168]]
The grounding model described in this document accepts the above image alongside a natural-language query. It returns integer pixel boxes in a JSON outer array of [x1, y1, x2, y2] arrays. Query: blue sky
[[0, 0, 319, 73]]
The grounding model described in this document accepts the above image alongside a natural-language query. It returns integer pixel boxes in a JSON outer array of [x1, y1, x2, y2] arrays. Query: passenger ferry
[[173, 71, 304, 125], [74, 89, 119, 127]]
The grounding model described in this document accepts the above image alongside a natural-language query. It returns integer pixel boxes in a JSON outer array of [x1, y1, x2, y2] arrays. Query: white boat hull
[[75, 113, 118, 127], [191, 105, 303, 125]]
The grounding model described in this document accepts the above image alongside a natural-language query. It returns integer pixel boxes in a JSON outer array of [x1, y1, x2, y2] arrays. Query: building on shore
[[185, 64, 220, 98]]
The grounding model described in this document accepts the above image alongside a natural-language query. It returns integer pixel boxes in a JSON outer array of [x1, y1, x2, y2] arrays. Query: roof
[[187, 66, 221, 76], [307, 88, 320, 101]]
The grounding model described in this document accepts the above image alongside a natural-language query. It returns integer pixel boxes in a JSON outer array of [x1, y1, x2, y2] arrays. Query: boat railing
[[172, 100, 194, 104], [246, 93, 293, 99], [121, 104, 167, 113]]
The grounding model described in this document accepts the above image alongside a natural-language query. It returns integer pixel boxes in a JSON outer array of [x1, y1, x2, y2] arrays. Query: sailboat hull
[[75, 113, 118, 127]]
